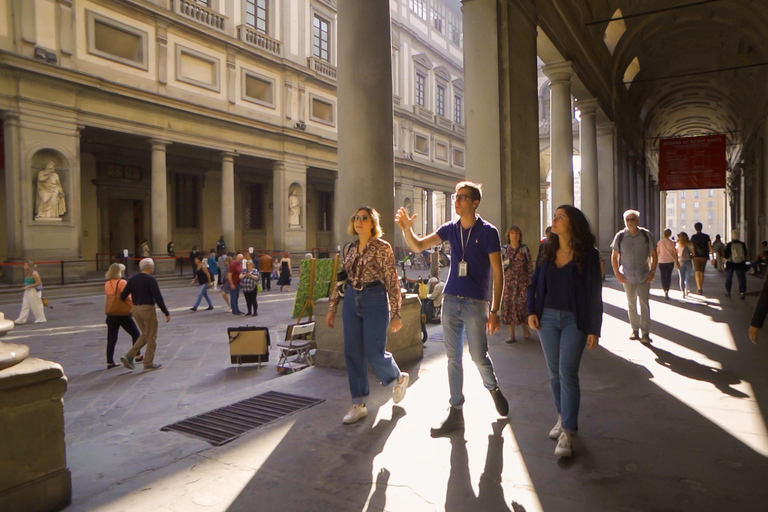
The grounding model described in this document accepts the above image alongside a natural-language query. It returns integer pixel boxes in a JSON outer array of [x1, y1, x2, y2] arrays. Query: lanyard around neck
[[460, 224, 473, 262]]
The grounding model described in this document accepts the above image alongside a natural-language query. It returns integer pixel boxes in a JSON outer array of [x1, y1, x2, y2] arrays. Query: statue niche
[[35, 160, 66, 221]]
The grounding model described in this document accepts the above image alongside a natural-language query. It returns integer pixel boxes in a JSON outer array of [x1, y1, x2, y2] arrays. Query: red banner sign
[[658, 134, 726, 191]]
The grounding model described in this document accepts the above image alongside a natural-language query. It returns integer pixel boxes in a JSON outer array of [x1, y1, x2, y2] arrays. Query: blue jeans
[[230, 284, 241, 313], [725, 266, 746, 294], [538, 308, 587, 433], [342, 285, 401, 404], [678, 260, 693, 293], [192, 284, 213, 309], [442, 294, 499, 408]]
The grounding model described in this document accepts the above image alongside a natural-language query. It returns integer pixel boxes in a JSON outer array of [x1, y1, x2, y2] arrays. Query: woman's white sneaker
[[555, 431, 573, 457], [549, 415, 562, 440], [342, 404, 368, 424], [393, 372, 409, 404]]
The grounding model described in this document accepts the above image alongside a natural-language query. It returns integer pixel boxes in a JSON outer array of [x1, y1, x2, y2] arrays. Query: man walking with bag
[[611, 209, 658, 344], [120, 258, 170, 371], [724, 229, 748, 299]]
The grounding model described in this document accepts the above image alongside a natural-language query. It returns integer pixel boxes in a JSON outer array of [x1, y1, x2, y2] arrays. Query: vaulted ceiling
[[537, 0, 768, 171]]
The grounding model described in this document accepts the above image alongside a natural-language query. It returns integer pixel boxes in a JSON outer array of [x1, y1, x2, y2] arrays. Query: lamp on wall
[[294, 121, 306, 131]]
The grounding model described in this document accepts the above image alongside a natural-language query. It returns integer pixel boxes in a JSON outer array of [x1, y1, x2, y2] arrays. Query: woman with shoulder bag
[[14, 260, 47, 324], [326, 206, 409, 424], [104, 263, 141, 369], [656, 229, 679, 300]]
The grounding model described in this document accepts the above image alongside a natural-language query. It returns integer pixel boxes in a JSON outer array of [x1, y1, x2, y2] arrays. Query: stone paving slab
[[2, 267, 768, 510]]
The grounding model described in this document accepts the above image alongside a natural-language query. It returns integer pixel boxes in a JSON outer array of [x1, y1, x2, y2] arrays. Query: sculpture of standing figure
[[288, 191, 301, 227], [35, 161, 66, 219]]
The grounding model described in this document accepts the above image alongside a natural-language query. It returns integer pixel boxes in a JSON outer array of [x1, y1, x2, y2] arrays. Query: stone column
[[334, 0, 395, 247], [628, 154, 637, 209], [149, 139, 171, 256], [221, 152, 236, 250], [3, 113, 22, 261], [543, 61, 574, 208], [597, 121, 618, 253], [576, 98, 599, 241], [444, 191, 452, 223], [425, 189, 434, 234], [462, 0, 502, 226], [273, 159, 308, 253]]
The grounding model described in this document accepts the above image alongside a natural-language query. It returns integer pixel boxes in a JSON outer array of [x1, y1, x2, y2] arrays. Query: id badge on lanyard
[[458, 260, 468, 276]]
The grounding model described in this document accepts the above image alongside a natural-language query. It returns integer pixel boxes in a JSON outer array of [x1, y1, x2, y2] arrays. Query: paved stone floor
[[3, 267, 768, 511]]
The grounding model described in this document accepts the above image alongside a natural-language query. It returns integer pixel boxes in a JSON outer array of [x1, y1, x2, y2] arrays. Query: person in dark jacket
[[119, 258, 170, 371], [526, 205, 602, 458]]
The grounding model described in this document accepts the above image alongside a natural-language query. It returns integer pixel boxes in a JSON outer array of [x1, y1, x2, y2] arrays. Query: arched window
[[603, 9, 626, 55]]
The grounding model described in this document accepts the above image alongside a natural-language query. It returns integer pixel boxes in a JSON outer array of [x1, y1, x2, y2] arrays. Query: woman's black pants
[[106, 315, 141, 364], [244, 290, 258, 315], [659, 262, 675, 292]]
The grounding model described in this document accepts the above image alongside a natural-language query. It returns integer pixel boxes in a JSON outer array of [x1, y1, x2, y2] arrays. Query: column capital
[[148, 138, 172, 149], [597, 121, 616, 134], [222, 151, 238, 162], [542, 61, 573, 82], [575, 98, 598, 116]]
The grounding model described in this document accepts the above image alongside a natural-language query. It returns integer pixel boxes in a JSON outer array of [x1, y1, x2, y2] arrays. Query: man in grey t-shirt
[[611, 209, 658, 344]]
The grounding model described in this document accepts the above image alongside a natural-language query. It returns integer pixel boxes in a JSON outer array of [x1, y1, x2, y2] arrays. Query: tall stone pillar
[[444, 191, 452, 224], [149, 139, 171, 256], [273, 159, 308, 253], [462, 0, 502, 226], [221, 152, 236, 250], [334, 0, 395, 247], [463, 0, 539, 236], [543, 62, 574, 208], [628, 154, 637, 209], [3, 113, 22, 261], [597, 121, 618, 253], [576, 98, 598, 241], [425, 189, 434, 234]]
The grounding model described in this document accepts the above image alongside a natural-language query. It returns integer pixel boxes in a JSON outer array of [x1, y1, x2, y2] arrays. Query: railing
[[307, 57, 337, 80], [174, 0, 227, 33], [237, 25, 281, 56], [393, 95, 402, 107], [454, 123, 465, 136]]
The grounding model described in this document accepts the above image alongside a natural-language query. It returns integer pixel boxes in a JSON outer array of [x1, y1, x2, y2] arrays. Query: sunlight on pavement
[[601, 287, 768, 457], [364, 354, 545, 511], [87, 420, 296, 512]]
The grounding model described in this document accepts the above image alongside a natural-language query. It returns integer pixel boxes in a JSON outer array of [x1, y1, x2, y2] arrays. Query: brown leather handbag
[[105, 280, 133, 316]]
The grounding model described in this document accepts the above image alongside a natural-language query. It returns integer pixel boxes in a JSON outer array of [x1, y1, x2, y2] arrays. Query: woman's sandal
[[135, 354, 144, 363], [107, 362, 122, 370]]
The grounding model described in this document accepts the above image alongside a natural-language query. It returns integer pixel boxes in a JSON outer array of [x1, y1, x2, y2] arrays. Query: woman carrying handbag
[[104, 263, 142, 369], [14, 260, 46, 324]]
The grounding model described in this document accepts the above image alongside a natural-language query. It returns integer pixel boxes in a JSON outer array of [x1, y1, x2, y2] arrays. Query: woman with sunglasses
[[527, 205, 603, 457], [326, 206, 410, 424]]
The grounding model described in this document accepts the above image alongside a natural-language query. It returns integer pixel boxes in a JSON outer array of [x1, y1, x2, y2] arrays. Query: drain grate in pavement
[[160, 391, 324, 446]]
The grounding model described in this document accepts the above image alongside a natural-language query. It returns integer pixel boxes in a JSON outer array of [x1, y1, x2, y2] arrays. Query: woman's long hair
[[24, 260, 36, 277], [541, 205, 596, 273], [105, 263, 125, 280]]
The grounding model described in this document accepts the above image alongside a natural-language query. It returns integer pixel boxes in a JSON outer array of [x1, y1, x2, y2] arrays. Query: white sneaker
[[342, 404, 368, 424], [555, 431, 573, 457], [393, 372, 409, 404], [549, 415, 562, 440]]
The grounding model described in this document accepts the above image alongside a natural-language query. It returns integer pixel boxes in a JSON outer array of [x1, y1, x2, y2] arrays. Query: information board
[[658, 134, 726, 191]]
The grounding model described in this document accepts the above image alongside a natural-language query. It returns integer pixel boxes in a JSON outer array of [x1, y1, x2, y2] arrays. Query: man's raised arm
[[395, 207, 443, 253]]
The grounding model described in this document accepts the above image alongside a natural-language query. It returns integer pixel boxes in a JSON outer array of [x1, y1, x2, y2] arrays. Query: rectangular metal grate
[[161, 391, 324, 446]]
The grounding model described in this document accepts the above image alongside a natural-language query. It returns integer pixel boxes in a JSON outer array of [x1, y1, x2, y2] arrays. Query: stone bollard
[[313, 294, 424, 370], [0, 355, 71, 511]]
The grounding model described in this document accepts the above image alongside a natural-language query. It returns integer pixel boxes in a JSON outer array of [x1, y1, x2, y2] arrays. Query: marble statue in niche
[[35, 161, 66, 220], [288, 190, 301, 227]]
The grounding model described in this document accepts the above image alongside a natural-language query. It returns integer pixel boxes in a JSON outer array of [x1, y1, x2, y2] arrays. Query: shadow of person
[[445, 419, 515, 512], [644, 344, 749, 398], [226, 404, 406, 512]]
